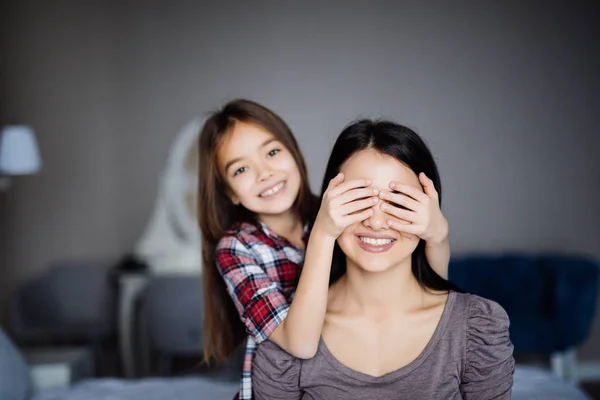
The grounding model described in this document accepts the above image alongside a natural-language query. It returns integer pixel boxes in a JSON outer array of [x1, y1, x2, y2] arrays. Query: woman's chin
[[350, 255, 412, 274], [360, 265, 393, 274]]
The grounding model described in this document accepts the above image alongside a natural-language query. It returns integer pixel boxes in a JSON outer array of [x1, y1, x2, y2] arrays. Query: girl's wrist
[[426, 220, 449, 245], [309, 223, 338, 245]]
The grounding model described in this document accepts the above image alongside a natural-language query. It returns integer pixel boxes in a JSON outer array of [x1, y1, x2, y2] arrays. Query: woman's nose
[[362, 204, 387, 231]]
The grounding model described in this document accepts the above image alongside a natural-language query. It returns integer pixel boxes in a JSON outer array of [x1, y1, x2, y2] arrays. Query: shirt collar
[[258, 220, 310, 247]]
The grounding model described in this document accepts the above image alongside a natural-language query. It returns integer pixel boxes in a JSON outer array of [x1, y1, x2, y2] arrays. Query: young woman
[[252, 119, 515, 399]]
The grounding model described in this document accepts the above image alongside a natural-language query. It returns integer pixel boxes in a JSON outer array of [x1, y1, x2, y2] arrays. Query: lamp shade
[[0, 125, 42, 175]]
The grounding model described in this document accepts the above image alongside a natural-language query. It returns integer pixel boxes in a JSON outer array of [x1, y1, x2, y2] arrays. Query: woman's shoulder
[[253, 340, 303, 397], [450, 291, 514, 366], [451, 292, 515, 392], [451, 291, 510, 325]]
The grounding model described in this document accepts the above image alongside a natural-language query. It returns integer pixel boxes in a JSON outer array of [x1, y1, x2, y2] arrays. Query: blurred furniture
[[28, 377, 239, 400], [117, 119, 203, 377], [0, 326, 32, 400], [0, 326, 240, 400], [449, 253, 599, 383], [0, 317, 591, 399], [118, 272, 150, 378], [137, 275, 205, 376], [134, 118, 202, 276], [24, 347, 94, 393], [513, 365, 589, 400], [9, 260, 117, 373]]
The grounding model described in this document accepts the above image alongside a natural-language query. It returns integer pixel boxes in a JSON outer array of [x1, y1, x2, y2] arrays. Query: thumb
[[329, 172, 345, 189], [419, 172, 437, 197]]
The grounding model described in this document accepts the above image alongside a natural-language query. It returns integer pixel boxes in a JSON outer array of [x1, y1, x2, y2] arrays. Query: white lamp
[[0, 125, 42, 189]]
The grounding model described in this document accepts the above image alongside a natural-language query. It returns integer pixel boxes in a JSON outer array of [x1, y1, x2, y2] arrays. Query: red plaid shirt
[[216, 221, 309, 400]]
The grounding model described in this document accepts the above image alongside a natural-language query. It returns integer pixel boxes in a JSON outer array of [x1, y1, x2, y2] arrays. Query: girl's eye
[[267, 148, 281, 157], [233, 166, 248, 176]]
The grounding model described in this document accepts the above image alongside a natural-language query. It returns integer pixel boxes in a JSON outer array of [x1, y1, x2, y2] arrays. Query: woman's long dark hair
[[320, 119, 461, 293]]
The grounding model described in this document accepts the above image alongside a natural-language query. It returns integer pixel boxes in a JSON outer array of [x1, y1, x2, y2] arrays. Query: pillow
[[0, 327, 31, 400]]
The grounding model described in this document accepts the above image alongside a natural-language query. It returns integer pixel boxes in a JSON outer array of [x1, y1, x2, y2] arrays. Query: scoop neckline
[[318, 290, 456, 384]]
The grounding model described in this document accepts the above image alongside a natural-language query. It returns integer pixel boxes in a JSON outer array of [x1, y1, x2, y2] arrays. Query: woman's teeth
[[359, 237, 395, 246], [260, 182, 285, 197]]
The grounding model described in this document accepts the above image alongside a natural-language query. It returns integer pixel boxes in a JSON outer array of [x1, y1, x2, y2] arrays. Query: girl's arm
[[267, 227, 336, 358], [417, 171, 450, 278], [217, 232, 332, 359], [268, 174, 377, 358], [425, 235, 450, 279]]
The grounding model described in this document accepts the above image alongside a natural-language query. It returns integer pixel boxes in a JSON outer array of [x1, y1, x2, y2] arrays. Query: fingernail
[[365, 179, 372, 185], [373, 197, 379, 204], [379, 191, 386, 198], [387, 220, 393, 226], [373, 188, 379, 195], [389, 182, 395, 189], [381, 203, 387, 210]]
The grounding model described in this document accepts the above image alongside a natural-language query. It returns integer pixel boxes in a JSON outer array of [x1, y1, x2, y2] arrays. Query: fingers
[[341, 196, 379, 216], [388, 181, 429, 203], [325, 172, 345, 192], [337, 187, 378, 206], [380, 201, 417, 223], [386, 219, 421, 234], [343, 207, 374, 226], [418, 173, 438, 198], [327, 178, 372, 198], [378, 190, 420, 212]]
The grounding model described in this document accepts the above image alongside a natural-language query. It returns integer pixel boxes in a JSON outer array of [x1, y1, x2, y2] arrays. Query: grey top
[[253, 291, 515, 399]]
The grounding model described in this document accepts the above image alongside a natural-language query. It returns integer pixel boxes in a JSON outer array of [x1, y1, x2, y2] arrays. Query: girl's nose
[[256, 163, 275, 182]]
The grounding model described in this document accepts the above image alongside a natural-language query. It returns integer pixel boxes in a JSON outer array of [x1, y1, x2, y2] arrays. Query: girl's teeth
[[359, 237, 394, 246], [261, 182, 284, 197]]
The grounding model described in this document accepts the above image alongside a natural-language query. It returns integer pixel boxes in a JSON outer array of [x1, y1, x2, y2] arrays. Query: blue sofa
[[449, 253, 599, 356]]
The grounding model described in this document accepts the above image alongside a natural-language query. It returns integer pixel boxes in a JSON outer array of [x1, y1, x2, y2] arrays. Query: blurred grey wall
[[1, 1, 599, 356]]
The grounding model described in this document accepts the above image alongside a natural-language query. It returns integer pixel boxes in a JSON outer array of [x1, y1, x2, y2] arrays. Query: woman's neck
[[330, 258, 426, 319]]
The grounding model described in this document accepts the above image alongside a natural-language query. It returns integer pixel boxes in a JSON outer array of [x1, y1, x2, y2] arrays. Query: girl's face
[[337, 149, 421, 273], [217, 121, 302, 219]]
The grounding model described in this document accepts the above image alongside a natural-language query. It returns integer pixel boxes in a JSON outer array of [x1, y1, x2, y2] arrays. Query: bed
[[22, 366, 590, 400], [1, 327, 592, 400]]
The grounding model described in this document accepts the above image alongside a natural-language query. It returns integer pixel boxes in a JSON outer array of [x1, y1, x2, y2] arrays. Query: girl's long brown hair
[[198, 99, 318, 364]]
